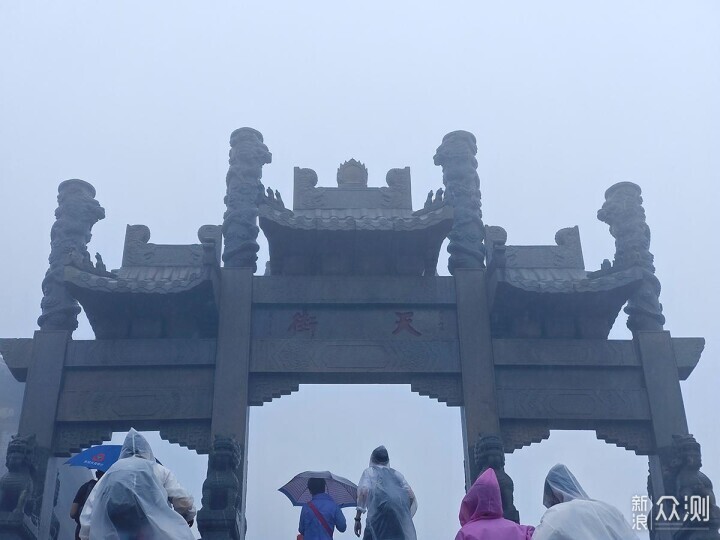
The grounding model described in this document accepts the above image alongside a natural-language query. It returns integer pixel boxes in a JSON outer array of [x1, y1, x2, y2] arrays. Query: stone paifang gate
[[0, 128, 717, 540]]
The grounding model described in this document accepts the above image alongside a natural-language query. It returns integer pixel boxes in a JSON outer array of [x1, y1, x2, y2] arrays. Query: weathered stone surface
[[434, 131, 485, 273], [222, 128, 271, 271], [38, 180, 105, 332]]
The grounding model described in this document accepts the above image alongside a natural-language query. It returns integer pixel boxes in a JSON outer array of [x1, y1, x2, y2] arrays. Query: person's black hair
[[95, 470, 105, 479], [307, 477, 326, 495]]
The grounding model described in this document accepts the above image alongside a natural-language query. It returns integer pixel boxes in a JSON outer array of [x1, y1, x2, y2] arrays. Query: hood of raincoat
[[543, 464, 590, 508], [119, 428, 155, 461], [460, 468, 503, 524], [370, 445, 389, 466]]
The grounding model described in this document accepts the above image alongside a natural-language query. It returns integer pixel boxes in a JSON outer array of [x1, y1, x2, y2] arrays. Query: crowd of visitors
[[74, 433, 636, 539]]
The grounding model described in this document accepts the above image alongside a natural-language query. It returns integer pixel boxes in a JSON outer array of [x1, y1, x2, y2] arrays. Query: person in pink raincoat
[[455, 468, 535, 540]]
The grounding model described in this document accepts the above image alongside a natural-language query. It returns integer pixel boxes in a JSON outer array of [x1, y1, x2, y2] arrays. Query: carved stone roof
[[486, 225, 644, 338], [259, 203, 452, 231], [62, 224, 221, 339], [65, 265, 211, 294]]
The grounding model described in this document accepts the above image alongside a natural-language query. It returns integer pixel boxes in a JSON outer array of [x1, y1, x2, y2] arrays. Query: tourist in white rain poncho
[[354, 446, 418, 540], [79, 428, 196, 540], [533, 463, 636, 540]]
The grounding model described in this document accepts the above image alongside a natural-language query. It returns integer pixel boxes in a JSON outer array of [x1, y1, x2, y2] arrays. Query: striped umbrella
[[279, 470, 358, 508]]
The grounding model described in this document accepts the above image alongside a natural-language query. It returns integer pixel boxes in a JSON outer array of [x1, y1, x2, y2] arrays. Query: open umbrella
[[279, 470, 358, 508], [65, 444, 122, 472]]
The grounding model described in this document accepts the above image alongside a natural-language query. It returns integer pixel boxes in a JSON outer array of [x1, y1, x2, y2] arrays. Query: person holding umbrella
[[298, 478, 347, 539], [354, 446, 417, 540]]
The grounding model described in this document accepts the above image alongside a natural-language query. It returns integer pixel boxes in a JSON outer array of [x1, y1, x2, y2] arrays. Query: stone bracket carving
[[500, 421, 551, 453], [159, 421, 211, 454], [594, 421, 654, 455], [410, 375, 462, 406], [248, 374, 299, 406], [53, 424, 112, 456]]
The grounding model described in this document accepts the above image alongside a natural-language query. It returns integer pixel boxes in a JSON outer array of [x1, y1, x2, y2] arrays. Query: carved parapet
[[597, 182, 664, 332], [197, 436, 245, 540], [433, 131, 485, 273], [38, 180, 105, 331], [222, 128, 272, 271]]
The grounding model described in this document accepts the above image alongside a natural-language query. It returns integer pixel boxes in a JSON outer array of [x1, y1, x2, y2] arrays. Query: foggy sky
[[1, 2, 719, 539]]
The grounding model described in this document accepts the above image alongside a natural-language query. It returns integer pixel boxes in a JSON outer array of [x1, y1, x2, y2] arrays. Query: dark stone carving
[[410, 375, 462, 406], [594, 421, 654, 455], [598, 181, 665, 332], [499, 421, 550, 453], [53, 424, 112, 456], [248, 374, 299, 406], [38, 179, 105, 331], [197, 436, 244, 540], [474, 434, 520, 523], [158, 421, 211, 454], [0, 435, 36, 514], [222, 127, 272, 271], [670, 435, 720, 538], [433, 131, 485, 273], [337, 159, 368, 187]]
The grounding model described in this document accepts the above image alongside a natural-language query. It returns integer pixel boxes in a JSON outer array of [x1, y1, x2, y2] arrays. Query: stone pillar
[[199, 267, 254, 540], [455, 269, 500, 488], [222, 128, 272, 272], [598, 182, 703, 538], [433, 130, 485, 274], [38, 179, 105, 332]]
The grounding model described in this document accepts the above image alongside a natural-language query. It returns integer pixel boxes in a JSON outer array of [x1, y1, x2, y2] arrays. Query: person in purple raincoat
[[455, 468, 535, 540]]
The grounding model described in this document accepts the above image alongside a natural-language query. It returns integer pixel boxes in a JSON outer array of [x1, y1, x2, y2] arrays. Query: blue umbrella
[[279, 470, 358, 508], [65, 444, 122, 472]]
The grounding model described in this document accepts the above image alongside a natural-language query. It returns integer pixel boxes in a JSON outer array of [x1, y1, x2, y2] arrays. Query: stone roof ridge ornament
[[597, 181, 665, 332], [222, 127, 272, 272], [433, 130, 486, 273], [38, 179, 105, 332], [337, 158, 368, 187]]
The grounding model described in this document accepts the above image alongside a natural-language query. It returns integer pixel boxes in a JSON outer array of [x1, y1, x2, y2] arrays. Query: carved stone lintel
[[197, 435, 245, 540], [597, 182, 665, 332], [474, 434, 520, 523], [433, 131, 485, 273], [222, 128, 272, 271], [38, 180, 105, 331]]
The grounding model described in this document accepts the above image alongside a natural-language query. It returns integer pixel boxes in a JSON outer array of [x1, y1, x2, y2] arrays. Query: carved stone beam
[[37, 179, 105, 332], [222, 128, 272, 271], [433, 131, 485, 273], [598, 181, 664, 332]]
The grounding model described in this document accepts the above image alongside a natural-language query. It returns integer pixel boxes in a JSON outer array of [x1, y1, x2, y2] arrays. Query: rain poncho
[[533, 464, 637, 540], [455, 469, 534, 540], [357, 446, 417, 540], [79, 429, 196, 540]]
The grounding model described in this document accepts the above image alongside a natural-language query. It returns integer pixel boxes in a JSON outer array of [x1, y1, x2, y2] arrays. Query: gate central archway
[[0, 128, 713, 540]]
